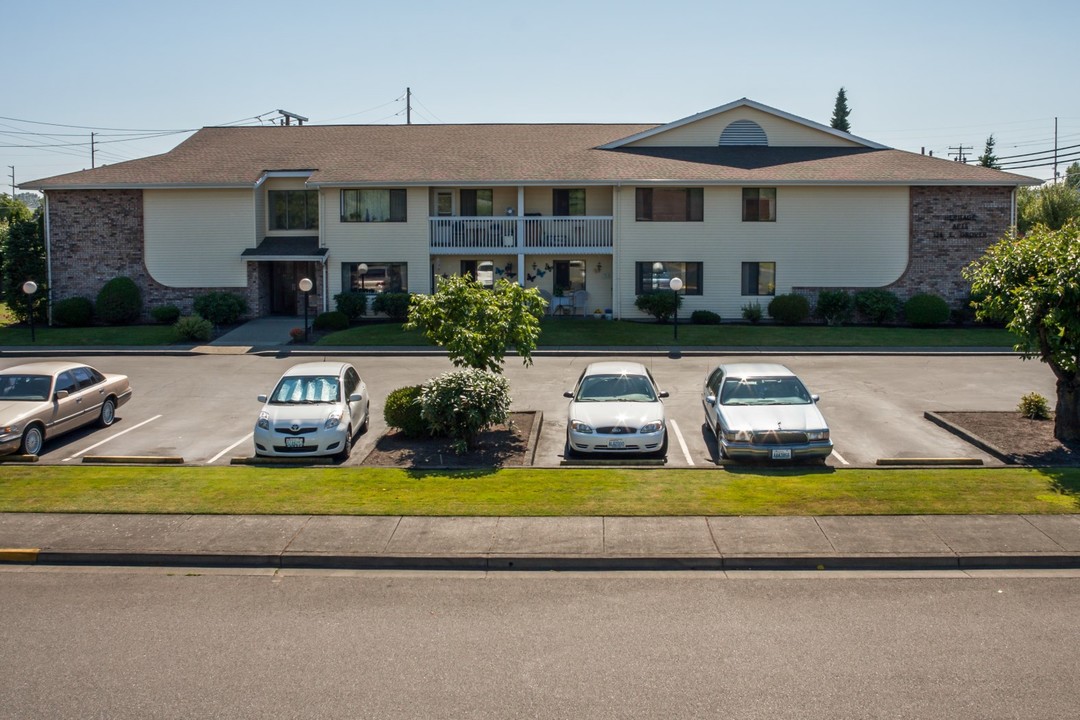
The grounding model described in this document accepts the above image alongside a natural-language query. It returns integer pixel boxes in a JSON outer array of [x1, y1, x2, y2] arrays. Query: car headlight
[[324, 412, 343, 430], [639, 421, 664, 434], [807, 430, 830, 441], [722, 429, 753, 443], [570, 420, 594, 434], [257, 412, 270, 430]]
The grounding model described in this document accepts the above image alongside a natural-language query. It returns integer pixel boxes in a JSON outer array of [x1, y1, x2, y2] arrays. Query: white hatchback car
[[253, 362, 369, 460], [564, 361, 669, 459]]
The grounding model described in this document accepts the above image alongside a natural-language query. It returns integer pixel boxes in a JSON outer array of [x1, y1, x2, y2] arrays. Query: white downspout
[[43, 192, 52, 325], [613, 183, 620, 320], [517, 186, 525, 286]]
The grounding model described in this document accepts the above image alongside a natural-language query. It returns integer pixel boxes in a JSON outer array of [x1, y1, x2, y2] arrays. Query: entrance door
[[269, 262, 318, 315]]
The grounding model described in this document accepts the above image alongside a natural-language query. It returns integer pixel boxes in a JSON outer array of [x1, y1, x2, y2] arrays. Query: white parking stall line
[[62, 414, 163, 462], [669, 419, 694, 467], [208, 432, 254, 465], [831, 449, 850, 466]]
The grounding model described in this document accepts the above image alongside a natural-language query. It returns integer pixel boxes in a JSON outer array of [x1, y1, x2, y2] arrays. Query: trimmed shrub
[[52, 297, 94, 327], [1018, 392, 1051, 420], [420, 369, 511, 454], [814, 289, 853, 326], [854, 288, 900, 325], [193, 292, 247, 325], [95, 276, 142, 325], [903, 293, 949, 327], [174, 315, 213, 342], [372, 292, 412, 321], [767, 293, 810, 324], [741, 301, 763, 324], [150, 304, 181, 325], [691, 310, 722, 325], [334, 291, 368, 320], [384, 385, 428, 438], [313, 310, 349, 331], [634, 292, 681, 323]]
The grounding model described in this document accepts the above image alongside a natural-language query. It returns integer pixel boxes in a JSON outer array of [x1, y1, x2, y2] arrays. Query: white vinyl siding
[[144, 189, 253, 287], [625, 107, 862, 148], [615, 186, 909, 319]]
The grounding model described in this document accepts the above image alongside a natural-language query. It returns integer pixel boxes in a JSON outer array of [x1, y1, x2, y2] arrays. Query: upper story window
[[553, 188, 586, 216], [460, 189, 493, 217], [635, 188, 703, 222], [341, 189, 407, 223], [269, 190, 318, 230], [742, 188, 776, 222]]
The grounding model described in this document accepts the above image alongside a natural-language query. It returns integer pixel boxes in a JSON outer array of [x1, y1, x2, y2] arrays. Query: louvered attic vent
[[719, 120, 768, 146]]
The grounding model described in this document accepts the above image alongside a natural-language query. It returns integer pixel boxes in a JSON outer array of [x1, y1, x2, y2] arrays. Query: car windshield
[[270, 375, 340, 404], [0, 374, 52, 401], [720, 376, 812, 406], [576, 373, 657, 402]]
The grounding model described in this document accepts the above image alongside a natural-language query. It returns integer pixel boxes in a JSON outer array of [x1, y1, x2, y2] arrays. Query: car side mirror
[[257, 394, 267, 403], [563, 391, 574, 399], [349, 393, 363, 402], [55, 390, 69, 400], [812, 394, 820, 403], [659, 390, 669, 398], [705, 395, 716, 406]]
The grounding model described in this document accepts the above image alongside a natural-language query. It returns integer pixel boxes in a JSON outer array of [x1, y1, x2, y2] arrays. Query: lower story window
[[741, 262, 775, 296], [341, 262, 408, 293], [635, 261, 703, 295], [460, 259, 497, 288], [553, 259, 587, 294]]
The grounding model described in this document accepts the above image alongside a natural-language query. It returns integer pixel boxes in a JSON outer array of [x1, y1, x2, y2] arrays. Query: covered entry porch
[[241, 237, 329, 316]]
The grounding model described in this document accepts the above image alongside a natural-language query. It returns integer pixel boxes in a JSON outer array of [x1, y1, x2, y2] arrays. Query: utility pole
[[91, 132, 96, 168], [8, 166, 14, 198], [406, 87, 412, 125], [1054, 117, 1059, 181], [948, 144, 973, 163]]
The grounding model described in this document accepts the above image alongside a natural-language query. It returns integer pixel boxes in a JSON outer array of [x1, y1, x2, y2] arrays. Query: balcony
[[430, 216, 613, 252]]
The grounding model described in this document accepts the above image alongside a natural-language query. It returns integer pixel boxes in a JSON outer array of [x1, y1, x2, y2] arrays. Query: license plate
[[771, 448, 792, 460], [608, 439, 625, 449], [285, 437, 305, 448]]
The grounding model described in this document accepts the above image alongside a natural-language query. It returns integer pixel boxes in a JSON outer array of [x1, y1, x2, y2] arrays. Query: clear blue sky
[[5, 0, 1078, 189]]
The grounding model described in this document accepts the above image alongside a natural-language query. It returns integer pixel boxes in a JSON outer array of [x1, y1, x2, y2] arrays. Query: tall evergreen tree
[[978, 134, 1000, 169], [830, 87, 851, 132]]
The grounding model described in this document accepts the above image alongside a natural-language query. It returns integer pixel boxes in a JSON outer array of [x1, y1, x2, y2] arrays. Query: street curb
[[876, 457, 983, 466], [924, 411, 1014, 464], [0, 455, 39, 463]]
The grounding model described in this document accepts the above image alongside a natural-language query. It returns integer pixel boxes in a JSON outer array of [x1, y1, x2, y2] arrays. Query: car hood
[[568, 400, 664, 428], [718, 403, 827, 432], [260, 403, 342, 425], [0, 400, 43, 426]]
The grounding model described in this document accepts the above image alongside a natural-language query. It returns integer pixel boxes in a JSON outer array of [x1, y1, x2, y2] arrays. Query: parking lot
[[0, 352, 1059, 468]]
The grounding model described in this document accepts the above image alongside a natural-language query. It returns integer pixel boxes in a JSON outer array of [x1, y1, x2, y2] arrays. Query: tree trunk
[[1054, 376, 1080, 443]]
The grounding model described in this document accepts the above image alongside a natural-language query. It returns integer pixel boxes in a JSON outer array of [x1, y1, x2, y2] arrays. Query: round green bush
[[741, 301, 763, 324], [634, 292, 681, 323], [767, 293, 810, 324], [52, 297, 94, 327], [854, 289, 900, 325], [814, 290, 853, 326], [333, 291, 368, 320], [904, 293, 949, 327], [173, 315, 213, 342], [313, 310, 349, 331], [420, 369, 511, 454], [95, 277, 142, 325], [383, 385, 428, 438], [193, 292, 247, 325], [150, 304, 181, 324], [372, 292, 412, 321], [691, 310, 722, 325]]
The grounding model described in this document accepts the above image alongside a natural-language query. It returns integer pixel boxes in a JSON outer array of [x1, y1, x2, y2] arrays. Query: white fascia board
[[597, 98, 889, 150], [306, 180, 624, 188], [30, 182, 257, 191]]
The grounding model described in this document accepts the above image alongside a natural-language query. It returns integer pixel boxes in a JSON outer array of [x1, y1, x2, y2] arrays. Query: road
[[1, 567, 1079, 719], [0, 352, 1058, 467]]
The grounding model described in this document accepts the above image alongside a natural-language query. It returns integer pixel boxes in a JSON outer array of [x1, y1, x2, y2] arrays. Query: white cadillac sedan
[[564, 361, 669, 459], [703, 363, 832, 463], [253, 362, 369, 460]]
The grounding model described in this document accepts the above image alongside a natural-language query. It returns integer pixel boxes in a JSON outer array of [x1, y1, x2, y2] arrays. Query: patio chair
[[571, 290, 590, 317], [538, 288, 554, 315]]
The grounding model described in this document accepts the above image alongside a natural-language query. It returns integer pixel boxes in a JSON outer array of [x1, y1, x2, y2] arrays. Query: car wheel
[[98, 397, 117, 428], [651, 433, 669, 459], [336, 428, 353, 461], [359, 411, 369, 434], [715, 428, 728, 460], [564, 436, 579, 460], [20, 425, 44, 456]]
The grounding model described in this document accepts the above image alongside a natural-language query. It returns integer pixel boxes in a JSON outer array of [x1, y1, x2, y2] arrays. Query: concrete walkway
[[2, 512, 1079, 571], [204, 317, 301, 348]]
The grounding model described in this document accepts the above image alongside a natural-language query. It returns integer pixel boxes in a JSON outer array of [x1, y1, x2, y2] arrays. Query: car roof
[[715, 363, 796, 379], [280, 361, 353, 377], [582, 361, 650, 377], [0, 361, 88, 375]]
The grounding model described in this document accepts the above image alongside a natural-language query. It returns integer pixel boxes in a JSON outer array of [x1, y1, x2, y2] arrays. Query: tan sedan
[[0, 361, 133, 457]]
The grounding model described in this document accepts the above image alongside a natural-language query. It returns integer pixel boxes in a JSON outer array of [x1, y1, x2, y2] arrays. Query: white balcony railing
[[430, 216, 612, 250]]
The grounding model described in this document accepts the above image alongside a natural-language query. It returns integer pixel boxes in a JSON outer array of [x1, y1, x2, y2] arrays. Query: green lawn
[[319, 319, 1016, 348], [0, 324, 179, 346], [0, 466, 1075, 516]]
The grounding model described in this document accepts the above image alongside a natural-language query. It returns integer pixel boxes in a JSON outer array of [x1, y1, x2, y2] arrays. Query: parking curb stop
[[82, 456, 185, 465], [0, 548, 40, 563]]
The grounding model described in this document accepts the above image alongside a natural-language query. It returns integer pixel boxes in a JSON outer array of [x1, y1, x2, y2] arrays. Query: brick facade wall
[[47, 189, 261, 320], [793, 185, 1014, 309]]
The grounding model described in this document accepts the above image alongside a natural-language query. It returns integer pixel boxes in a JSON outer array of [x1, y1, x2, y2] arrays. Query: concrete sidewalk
[[2, 512, 1080, 571]]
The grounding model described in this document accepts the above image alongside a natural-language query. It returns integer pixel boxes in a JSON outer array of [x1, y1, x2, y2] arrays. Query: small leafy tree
[[964, 221, 1080, 441], [1016, 183, 1080, 234], [406, 274, 546, 373], [1, 215, 47, 323], [830, 87, 851, 132], [977, 134, 999, 169]]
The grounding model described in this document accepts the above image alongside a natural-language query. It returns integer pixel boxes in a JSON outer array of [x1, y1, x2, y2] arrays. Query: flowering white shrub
[[420, 369, 511, 453]]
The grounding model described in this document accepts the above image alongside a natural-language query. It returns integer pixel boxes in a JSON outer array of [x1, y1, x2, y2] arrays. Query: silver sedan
[[0, 361, 133, 456]]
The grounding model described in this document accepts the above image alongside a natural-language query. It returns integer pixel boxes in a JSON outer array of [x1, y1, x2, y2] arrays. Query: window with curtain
[[635, 188, 703, 221], [341, 189, 407, 222], [741, 262, 776, 296], [742, 188, 777, 222], [341, 262, 408, 293], [635, 262, 703, 295]]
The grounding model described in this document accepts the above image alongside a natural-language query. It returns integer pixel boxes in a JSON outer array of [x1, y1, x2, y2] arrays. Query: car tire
[[98, 397, 117, 428], [336, 428, 352, 462], [715, 428, 728, 460], [359, 411, 369, 434], [564, 437, 579, 460], [20, 425, 44, 456], [651, 433, 669, 459]]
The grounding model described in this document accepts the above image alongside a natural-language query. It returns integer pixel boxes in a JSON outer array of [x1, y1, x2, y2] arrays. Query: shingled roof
[[24, 123, 1038, 189]]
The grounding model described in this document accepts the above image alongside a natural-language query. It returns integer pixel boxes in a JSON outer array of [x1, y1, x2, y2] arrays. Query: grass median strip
[[0, 466, 1077, 516]]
